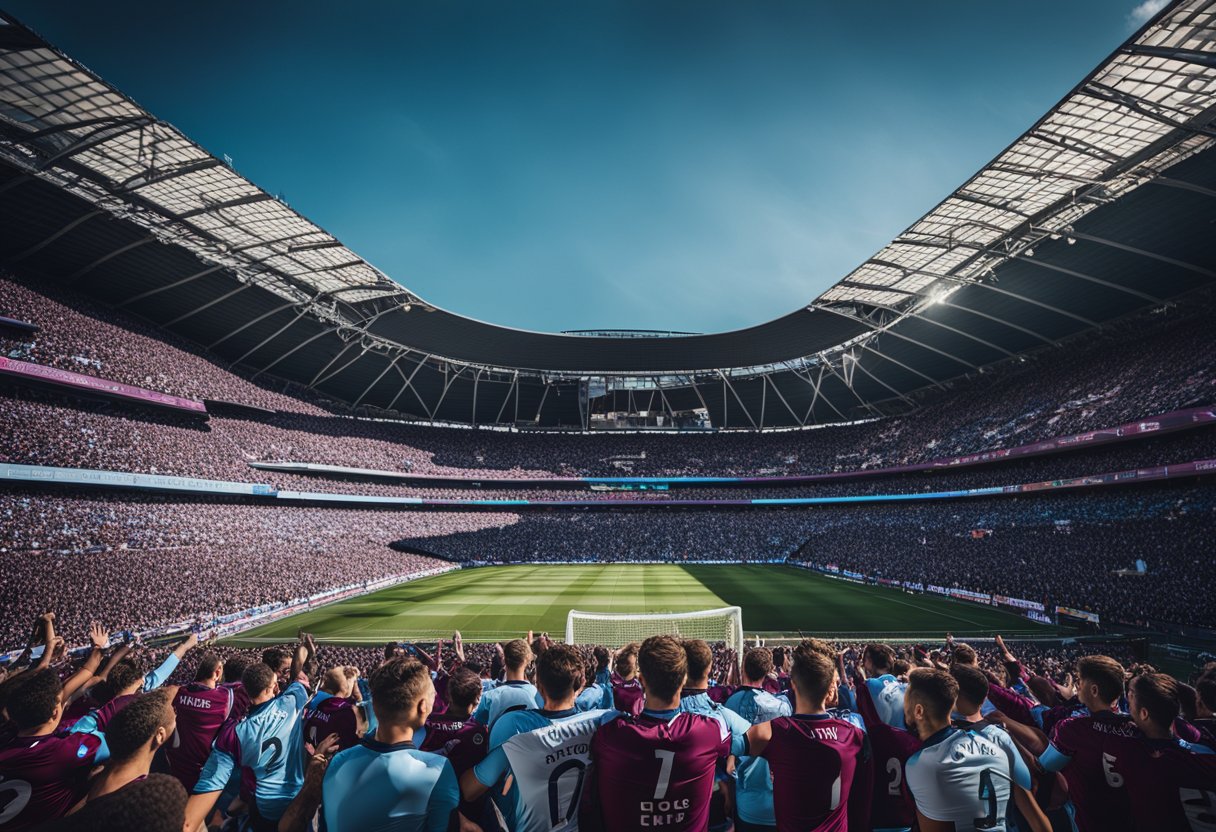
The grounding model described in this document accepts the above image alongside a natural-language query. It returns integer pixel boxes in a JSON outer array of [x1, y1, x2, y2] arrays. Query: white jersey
[[473, 708, 613, 832], [905, 724, 1025, 832]]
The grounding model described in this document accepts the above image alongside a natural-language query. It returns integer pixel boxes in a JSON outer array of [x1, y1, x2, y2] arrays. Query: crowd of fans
[[3, 270, 1216, 830], [389, 484, 1216, 628], [2, 381, 1214, 504], [0, 492, 515, 647], [1, 615, 1211, 831], [3, 270, 1215, 482], [3, 478, 1213, 649]]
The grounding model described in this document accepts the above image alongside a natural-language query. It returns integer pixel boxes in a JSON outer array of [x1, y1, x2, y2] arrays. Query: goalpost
[[566, 606, 744, 654]]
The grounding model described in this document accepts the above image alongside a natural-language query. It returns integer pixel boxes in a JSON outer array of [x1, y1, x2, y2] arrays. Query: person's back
[[482, 705, 609, 829], [611, 643, 645, 717], [167, 653, 234, 791], [764, 714, 866, 832], [861, 643, 908, 729], [189, 661, 310, 829], [908, 724, 1018, 831], [726, 647, 794, 829], [592, 636, 732, 832], [1038, 655, 1139, 832], [593, 709, 731, 830], [0, 669, 105, 831], [473, 638, 537, 728], [903, 669, 1025, 832], [301, 686, 361, 754], [853, 667, 919, 831], [1119, 672, 1216, 832], [747, 645, 870, 832], [463, 643, 612, 832], [324, 737, 457, 831], [322, 658, 458, 832]]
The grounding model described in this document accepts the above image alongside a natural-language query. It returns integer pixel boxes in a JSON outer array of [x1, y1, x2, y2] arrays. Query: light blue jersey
[[322, 737, 459, 832], [865, 675, 908, 730], [473, 707, 614, 832], [473, 680, 538, 729], [905, 724, 1029, 832], [724, 686, 793, 826], [194, 680, 310, 822]]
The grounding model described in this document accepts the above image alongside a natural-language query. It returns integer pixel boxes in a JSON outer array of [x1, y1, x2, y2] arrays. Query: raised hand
[[88, 623, 109, 651]]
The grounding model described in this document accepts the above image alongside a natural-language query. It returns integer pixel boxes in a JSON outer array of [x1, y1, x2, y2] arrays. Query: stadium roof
[[1, 1, 1216, 428]]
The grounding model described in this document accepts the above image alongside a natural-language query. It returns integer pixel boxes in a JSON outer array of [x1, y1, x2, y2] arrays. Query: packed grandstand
[[3, 2, 1216, 831]]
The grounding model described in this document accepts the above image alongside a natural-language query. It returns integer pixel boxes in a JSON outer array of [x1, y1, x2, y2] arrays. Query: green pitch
[[224, 564, 1056, 645]]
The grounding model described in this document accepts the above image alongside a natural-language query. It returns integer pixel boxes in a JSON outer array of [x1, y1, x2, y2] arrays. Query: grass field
[[224, 565, 1057, 645]]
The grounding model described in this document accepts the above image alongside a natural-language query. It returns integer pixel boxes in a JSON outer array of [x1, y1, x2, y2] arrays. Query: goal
[[566, 606, 744, 654]]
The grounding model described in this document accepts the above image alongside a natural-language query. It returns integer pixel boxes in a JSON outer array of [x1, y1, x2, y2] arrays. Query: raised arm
[[410, 642, 438, 672], [61, 623, 109, 701], [145, 631, 198, 690], [290, 632, 316, 684], [97, 640, 133, 680]]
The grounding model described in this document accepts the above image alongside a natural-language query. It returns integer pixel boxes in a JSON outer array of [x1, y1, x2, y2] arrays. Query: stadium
[[0, 2, 1214, 831]]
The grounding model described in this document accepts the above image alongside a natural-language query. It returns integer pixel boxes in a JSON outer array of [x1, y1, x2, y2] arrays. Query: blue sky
[[7, 1, 1165, 333]]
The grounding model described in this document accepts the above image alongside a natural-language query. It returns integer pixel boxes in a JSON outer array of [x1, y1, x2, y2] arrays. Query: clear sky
[[5, 0, 1166, 333]]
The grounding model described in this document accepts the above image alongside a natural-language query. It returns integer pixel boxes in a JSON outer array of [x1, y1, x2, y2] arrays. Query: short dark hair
[[950, 664, 990, 711], [864, 643, 895, 672], [614, 643, 639, 676], [106, 659, 145, 698], [593, 646, 610, 672], [790, 645, 835, 703], [742, 647, 773, 682], [194, 652, 221, 683], [105, 689, 174, 760], [5, 668, 62, 729], [242, 662, 277, 698], [222, 656, 249, 684], [261, 648, 290, 671], [907, 668, 958, 723], [683, 639, 714, 683], [536, 644, 585, 701], [502, 639, 532, 672], [798, 639, 836, 662], [447, 668, 483, 711], [1077, 655, 1126, 704], [951, 643, 978, 666], [370, 658, 432, 719], [1131, 672, 1180, 729], [772, 646, 790, 667], [639, 636, 687, 701], [892, 659, 911, 677]]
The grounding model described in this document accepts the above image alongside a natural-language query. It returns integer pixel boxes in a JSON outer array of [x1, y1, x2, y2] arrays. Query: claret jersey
[[761, 713, 870, 832], [0, 731, 105, 831], [167, 681, 235, 791], [592, 708, 733, 831], [1038, 709, 1140, 832]]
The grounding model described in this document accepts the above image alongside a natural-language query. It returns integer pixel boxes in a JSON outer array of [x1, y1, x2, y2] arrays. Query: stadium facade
[[1, 2, 1215, 428]]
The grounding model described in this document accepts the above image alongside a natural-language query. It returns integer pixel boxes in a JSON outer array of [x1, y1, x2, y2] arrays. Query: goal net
[[566, 606, 744, 654]]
